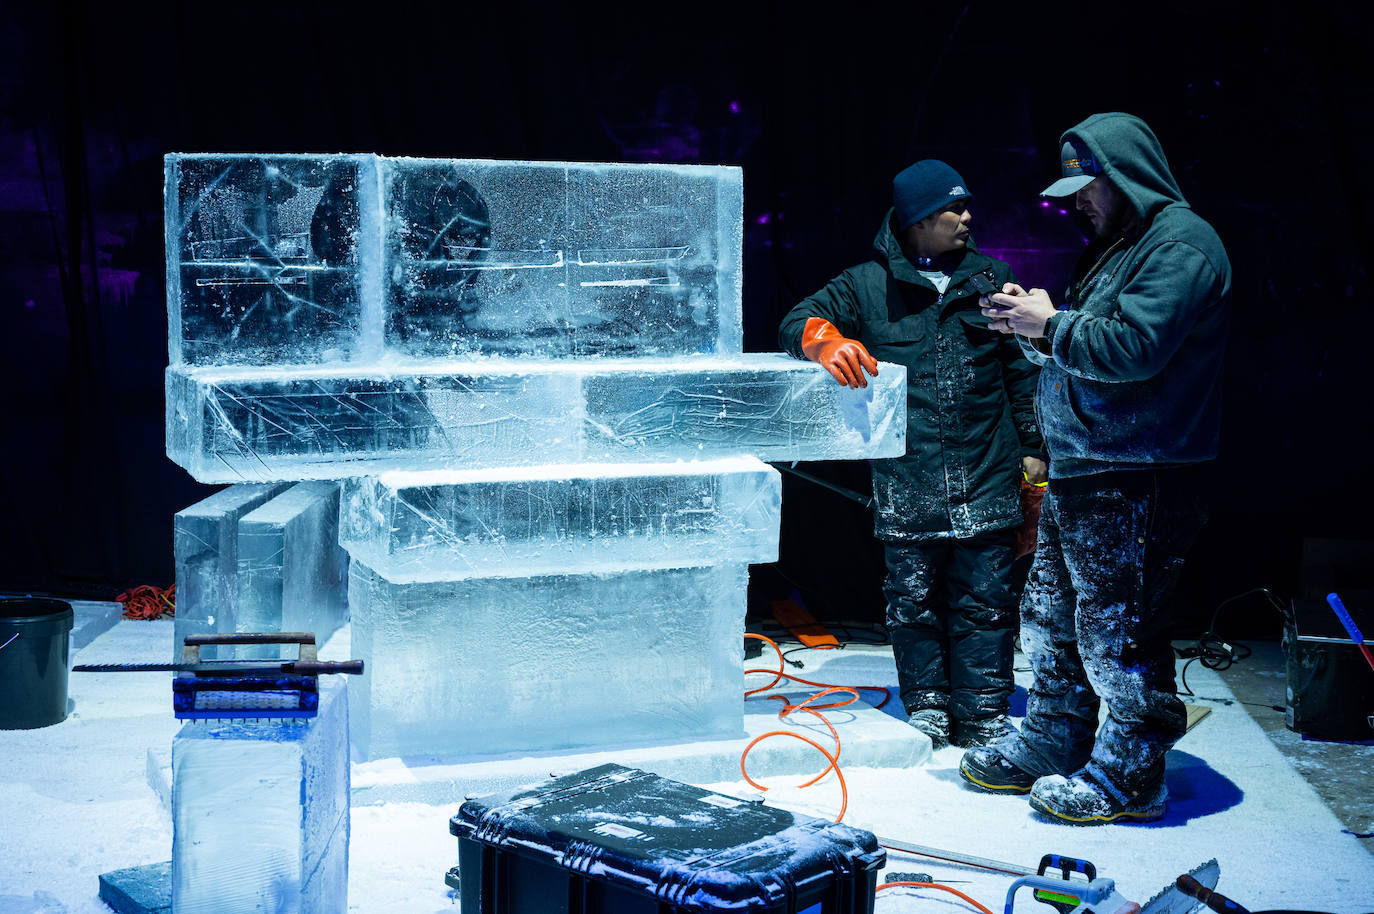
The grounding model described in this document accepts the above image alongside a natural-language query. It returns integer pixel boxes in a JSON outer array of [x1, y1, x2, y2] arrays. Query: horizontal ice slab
[[165, 154, 742, 366], [172, 678, 349, 914], [339, 457, 780, 582], [166, 354, 906, 482], [347, 561, 747, 760]]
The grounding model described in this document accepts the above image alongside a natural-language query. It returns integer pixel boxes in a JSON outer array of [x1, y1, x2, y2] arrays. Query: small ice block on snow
[[171, 678, 349, 914]]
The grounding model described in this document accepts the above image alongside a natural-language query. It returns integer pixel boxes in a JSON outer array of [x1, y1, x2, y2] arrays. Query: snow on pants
[[883, 528, 1017, 720], [1004, 467, 1208, 794]]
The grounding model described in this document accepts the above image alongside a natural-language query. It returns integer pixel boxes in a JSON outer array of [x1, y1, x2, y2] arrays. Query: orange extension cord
[[115, 584, 175, 620], [741, 633, 997, 914]]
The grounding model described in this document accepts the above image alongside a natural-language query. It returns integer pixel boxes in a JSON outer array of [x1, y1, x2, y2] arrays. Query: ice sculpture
[[165, 153, 906, 762], [173, 483, 289, 660], [171, 679, 349, 914]]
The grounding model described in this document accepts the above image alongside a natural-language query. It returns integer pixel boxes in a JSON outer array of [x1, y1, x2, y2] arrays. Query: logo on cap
[[948, 184, 967, 196], [1061, 155, 1097, 176]]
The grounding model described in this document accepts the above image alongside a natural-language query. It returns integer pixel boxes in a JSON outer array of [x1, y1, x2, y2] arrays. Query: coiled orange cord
[[740, 633, 891, 824], [743, 633, 997, 914], [115, 584, 175, 620]]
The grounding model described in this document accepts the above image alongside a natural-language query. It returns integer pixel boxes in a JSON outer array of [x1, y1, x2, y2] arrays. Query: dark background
[[2, 1, 1370, 640]]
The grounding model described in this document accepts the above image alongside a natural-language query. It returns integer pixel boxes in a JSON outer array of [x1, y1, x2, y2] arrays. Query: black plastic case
[[450, 763, 885, 913], [1285, 594, 1374, 741]]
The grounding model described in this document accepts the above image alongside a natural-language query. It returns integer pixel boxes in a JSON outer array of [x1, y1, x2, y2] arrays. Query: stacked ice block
[[165, 153, 905, 761], [171, 679, 349, 914], [173, 482, 348, 661]]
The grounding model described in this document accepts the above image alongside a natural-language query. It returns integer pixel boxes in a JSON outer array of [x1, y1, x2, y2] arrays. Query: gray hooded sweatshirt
[[1020, 112, 1233, 477]]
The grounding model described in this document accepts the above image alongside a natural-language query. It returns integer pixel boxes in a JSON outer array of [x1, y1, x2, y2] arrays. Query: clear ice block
[[173, 482, 291, 661], [165, 153, 742, 366], [382, 157, 743, 359], [338, 457, 780, 582], [165, 154, 382, 368], [166, 354, 906, 482], [236, 482, 350, 655], [171, 678, 349, 914], [347, 561, 747, 760]]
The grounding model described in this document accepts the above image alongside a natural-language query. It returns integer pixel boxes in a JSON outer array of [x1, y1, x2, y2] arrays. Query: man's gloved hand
[[801, 317, 879, 389]]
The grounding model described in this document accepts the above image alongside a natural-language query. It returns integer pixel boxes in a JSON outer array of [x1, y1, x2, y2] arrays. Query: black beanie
[[893, 160, 971, 230]]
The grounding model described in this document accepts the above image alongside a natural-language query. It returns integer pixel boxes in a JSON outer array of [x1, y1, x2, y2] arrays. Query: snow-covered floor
[[2, 605, 1372, 914]]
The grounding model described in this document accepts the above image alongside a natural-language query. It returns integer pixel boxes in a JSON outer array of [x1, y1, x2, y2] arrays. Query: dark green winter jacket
[[779, 211, 1043, 540], [1020, 113, 1232, 477]]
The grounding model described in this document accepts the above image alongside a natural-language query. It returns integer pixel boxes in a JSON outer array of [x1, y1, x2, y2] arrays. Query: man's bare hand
[[979, 285, 1058, 337], [1022, 456, 1048, 485]]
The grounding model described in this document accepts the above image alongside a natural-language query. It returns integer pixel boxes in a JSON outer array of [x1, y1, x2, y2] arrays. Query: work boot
[[1027, 771, 1168, 825], [951, 714, 1017, 748], [906, 709, 950, 750], [958, 744, 1037, 794]]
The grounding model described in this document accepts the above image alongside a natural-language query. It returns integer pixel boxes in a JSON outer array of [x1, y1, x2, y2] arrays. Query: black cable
[[1175, 587, 1289, 711]]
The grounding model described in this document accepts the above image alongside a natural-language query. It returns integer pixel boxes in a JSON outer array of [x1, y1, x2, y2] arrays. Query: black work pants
[[883, 528, 1017, 721], [1001, 467, 1208, 795]]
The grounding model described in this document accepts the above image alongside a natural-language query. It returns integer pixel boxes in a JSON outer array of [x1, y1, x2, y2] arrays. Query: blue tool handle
[[1326, 593, 1365, 644]]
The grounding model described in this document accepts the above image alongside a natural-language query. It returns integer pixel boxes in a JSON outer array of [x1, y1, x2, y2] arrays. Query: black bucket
[[0, 597, 74, 729]]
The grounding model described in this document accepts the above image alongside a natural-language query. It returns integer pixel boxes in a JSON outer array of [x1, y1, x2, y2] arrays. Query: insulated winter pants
[[883, 529, 1017, 720], [1003, 468, 1208, 794]]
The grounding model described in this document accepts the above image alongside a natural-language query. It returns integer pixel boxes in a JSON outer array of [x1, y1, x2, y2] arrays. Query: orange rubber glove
[[801, 317, 879, 389]]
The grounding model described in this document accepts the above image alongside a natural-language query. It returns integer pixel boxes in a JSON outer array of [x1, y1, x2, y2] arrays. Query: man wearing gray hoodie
[[958, 113, 1232, 824]]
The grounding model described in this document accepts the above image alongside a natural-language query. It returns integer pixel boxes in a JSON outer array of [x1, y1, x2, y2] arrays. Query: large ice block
[[382, 157, 742, 359], [166, 354, 906, 482], [173, 482, 290, 661], [165, 154, 742, 366], [338, 457, 780, 582], [236, 481, 350, 655], [165, 154, 383, 368], [171, 678, 349, 914], [347, 561, 747, 760]]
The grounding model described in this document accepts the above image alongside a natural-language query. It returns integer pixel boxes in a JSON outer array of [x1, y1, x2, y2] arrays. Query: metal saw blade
[[1140, 858, 1220, 914]]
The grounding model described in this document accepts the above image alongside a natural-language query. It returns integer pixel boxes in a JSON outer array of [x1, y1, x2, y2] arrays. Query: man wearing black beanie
[[778, 161, 1046, 750]]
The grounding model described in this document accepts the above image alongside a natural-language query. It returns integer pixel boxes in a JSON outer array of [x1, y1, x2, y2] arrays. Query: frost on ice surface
[[338, 457, 780, 581], [166, 155, 379, 368], [382, 158, 742, 359]]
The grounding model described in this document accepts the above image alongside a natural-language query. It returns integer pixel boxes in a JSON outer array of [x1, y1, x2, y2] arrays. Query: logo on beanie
[[948, 185, 967, 196]]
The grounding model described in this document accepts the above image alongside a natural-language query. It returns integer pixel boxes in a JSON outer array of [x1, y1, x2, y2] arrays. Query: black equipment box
[[1284, 593, 1374, 741], [450, 763, 885, 914]]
